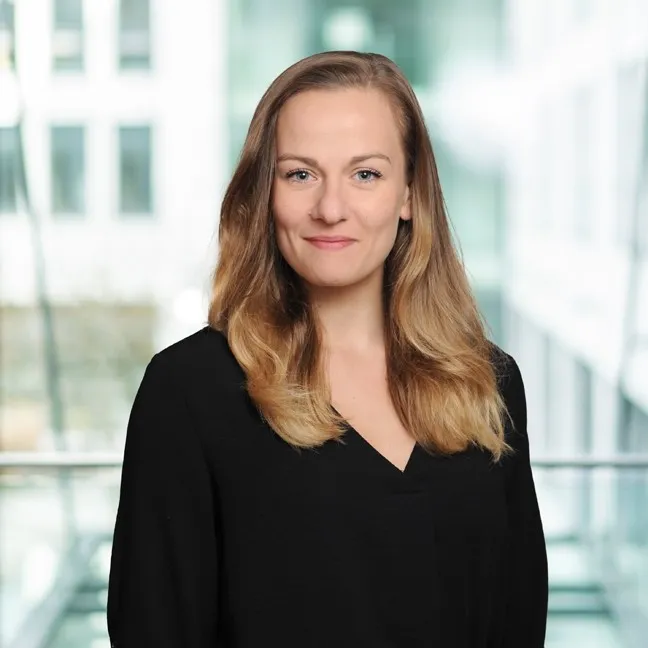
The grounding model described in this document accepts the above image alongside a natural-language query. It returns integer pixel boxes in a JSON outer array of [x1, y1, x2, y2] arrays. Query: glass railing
[[532, 458, 648, 648], [1, 455, 647, 647], [0, 457, 121, 648]]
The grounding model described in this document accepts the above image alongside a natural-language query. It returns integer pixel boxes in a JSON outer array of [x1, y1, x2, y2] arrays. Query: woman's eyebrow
[[276, 153, 392, 166], [350, 153, 391, 165]]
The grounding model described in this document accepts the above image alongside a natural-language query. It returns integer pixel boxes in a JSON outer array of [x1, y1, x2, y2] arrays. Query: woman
[[107, 51, 548, 647]]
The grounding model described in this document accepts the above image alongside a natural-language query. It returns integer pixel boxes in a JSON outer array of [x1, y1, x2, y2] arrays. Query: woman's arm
[[107, 352, 220, 647], [499, 352, 549, 647]]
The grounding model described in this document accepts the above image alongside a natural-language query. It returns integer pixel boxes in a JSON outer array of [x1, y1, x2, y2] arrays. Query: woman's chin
[[303, 275, 358, 290]]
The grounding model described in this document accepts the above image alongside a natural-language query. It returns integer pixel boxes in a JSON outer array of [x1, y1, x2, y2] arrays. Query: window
[[52, 0, 84, 71], [640, 74, 648, 254], [313, 0, 428, 86], [575, 360, 593, 530], [51, 126, 85, 214], [119, 126, 152, 214], [119, 0, 150, 70], [616, 63, 644, 245], [617, 397, 648, 543], [0, 127, 18, 213], [0, 0, 15, 70], [573, 87, 596, 240], [570, 0, 594, 25]]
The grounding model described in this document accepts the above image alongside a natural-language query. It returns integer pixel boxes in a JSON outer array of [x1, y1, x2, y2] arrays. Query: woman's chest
[[200, 394, 510, 545]]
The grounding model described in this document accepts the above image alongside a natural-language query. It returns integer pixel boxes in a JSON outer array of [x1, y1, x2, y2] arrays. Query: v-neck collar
[[332, 406, 419, 477], [349, 424, 420, 475]]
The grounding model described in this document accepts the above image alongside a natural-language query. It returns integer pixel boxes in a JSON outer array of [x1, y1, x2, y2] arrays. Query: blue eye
[[284, 168, 382, 183], [286, 169, 312, 182], [355, 169, 382, 182]]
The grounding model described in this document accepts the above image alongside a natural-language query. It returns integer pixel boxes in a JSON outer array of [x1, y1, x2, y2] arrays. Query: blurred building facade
[[503, 1, 648, 643], [0, 0, 226, 454], [505, 0, 648, 455], [0, 0, 225, 305]]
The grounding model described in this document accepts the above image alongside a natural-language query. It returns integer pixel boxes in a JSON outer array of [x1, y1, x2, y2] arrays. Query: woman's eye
[[285, 168, 381, 183], [355, 169, 382, 182], [286, 170, 312, 182]]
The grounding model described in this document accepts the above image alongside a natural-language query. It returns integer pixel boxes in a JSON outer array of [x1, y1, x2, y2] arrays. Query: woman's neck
[[308, 281, 386, 356]]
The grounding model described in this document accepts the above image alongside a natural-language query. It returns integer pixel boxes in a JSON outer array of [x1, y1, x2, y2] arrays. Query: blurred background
[[0, 0, 647, 646]]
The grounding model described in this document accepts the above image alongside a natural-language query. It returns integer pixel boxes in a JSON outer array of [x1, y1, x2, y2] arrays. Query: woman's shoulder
[[486, 341, 523, 394], [150, 325, 246, 394], [486, 341, 526, 428]]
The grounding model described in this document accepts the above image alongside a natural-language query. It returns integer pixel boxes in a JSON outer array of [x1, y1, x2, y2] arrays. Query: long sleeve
[[499, 353, 549, 647], [107, 352, 220, 647]]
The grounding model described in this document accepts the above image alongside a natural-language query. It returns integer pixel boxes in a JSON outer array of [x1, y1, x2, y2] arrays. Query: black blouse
[[107, 325, 548, 647]]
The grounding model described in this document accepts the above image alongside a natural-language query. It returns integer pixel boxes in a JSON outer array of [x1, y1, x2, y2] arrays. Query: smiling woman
[[272, 87, 410, 291], [107, 51, 548, 648]]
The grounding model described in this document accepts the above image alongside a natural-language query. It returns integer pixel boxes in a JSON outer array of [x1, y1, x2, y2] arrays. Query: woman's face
[[272, 87, 411, 291]]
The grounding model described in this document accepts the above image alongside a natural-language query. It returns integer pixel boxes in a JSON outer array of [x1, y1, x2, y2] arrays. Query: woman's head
[[210, 51, 511, 460], [213, 50, 442, 314]]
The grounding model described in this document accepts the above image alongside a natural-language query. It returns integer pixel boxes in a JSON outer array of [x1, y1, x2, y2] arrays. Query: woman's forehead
[[275, 88, 403, 154]]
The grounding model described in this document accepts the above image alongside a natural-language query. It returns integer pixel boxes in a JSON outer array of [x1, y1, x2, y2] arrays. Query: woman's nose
[[310, 179, 346, 223]]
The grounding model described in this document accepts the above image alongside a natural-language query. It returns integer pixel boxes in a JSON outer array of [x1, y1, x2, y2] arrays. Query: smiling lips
[[305, 236, 356, 250]]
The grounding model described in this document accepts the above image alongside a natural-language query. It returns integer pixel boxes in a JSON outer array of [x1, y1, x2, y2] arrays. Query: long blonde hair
[[208, 50, 512, 461]]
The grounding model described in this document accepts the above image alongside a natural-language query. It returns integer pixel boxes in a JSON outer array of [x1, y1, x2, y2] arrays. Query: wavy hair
[[208, 50, 512, 461]]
